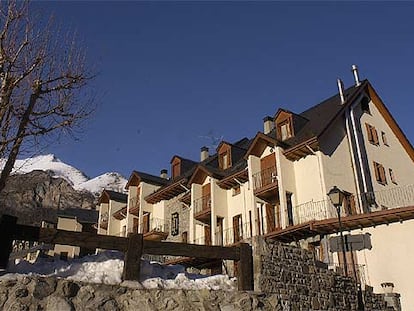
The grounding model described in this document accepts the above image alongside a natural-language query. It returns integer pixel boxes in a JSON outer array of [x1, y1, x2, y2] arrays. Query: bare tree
[[0, 1, 95, 192]]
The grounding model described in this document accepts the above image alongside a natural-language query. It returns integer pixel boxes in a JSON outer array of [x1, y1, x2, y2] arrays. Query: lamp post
[[328, 186, 348, 277]]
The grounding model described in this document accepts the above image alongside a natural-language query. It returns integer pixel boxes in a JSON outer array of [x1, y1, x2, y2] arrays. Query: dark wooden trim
[[123, 233, 143, 281], [0, 215, 17, 269], [1, 214, 253, 290], [237, 243, 253, 291], [143, 240, 240, 260]]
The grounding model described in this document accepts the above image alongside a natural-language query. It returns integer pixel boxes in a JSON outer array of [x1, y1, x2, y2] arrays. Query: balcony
[[193, 194, 212, 223], [99, 213, 108, 230], [142, 217, 169, 241], [129, 197, 140, 216], [253, 166, 278, 202], [293, 184, 414, 226], [215, 222, 252, 246]]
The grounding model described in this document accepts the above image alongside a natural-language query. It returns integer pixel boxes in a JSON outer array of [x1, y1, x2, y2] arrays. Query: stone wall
[[252, 237, 397, 311], [0, 275, 277, 311], [0, 237, 400, 310]]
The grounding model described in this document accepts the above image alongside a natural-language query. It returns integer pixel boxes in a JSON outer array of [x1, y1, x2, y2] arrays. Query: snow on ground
[[3, 251, 236, 291], [0, 154, 127, 194]]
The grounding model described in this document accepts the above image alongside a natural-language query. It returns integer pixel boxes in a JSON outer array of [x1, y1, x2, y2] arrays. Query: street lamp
[[327, 186, 348, 277]]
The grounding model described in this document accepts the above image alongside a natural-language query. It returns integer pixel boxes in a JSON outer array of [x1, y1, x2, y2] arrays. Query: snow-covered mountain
[[77, 172, 127, 194], [2, 154, 127, 195]]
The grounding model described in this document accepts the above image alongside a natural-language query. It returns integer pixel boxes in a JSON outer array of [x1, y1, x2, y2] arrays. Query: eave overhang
[[283, 136, 319, 161], [217, 169, 249, 190], [145, 177, 188, 204], [112, 206, 127, 220], [244, 132, 278, 159]]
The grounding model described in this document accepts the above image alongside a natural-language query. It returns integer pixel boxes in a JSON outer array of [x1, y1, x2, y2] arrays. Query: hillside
[[0, 154, 128, 225]]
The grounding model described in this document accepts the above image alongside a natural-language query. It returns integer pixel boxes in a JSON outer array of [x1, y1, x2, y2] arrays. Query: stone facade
[[165, 194, 190, 244], [252, 237, 398, 311], [0, 275, 277, 311]]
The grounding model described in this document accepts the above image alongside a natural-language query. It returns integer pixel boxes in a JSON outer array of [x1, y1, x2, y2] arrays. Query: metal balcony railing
[[252, 166, 277, 191], [193, 194, 212, 214], [215, 222, 253, 246], [129, 197, 140, 216], [293, 184, 414, 226], [141, 217, 169, 234]]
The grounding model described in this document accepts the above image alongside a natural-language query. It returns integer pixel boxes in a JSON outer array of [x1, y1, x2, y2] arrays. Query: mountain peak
[[1, 154, 127, 194]]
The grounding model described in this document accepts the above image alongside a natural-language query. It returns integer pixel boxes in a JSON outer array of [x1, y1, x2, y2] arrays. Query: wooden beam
[[143, 240, 240, 260], [0, 215, 17, 269], [123, 233, 143, 281], [237, 243, 253, 291], [35, 228, 128, 251]]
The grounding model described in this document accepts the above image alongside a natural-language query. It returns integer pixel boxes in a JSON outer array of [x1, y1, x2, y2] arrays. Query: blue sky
[[33, 1, 414, 179]]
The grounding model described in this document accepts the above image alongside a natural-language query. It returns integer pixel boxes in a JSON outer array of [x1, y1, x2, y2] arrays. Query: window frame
[[365, 123, 379, 145], [373, 161, 387, 185]]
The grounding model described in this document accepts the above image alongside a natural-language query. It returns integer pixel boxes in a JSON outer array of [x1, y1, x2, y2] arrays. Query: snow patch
[[4, 251, 236, 290]]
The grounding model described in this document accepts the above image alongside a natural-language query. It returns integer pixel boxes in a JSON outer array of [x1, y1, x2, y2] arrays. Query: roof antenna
[[337, 78, 346, 104], [351, 64, 361, 86]]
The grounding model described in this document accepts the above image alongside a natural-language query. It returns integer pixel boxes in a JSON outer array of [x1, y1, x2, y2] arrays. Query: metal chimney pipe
[[337, 78, 346, 104], [160, 169, 168, 179], [351, 64, 361, 86]]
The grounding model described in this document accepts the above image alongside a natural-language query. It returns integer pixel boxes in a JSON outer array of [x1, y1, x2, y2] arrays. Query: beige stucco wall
[[352, 220, 414, 311], [97, 203, 109, 235], [54, 217, 82, 259], [107, 200, 126, 236], [360, 98, 414, 192], [319, 118, 358, 198]]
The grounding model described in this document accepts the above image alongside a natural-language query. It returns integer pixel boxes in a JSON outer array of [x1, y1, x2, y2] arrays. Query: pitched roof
[[57, 208, 99, 224], [98, 189, 128, 204], [125, 170, 169, 189], [282, 81, 366, 148]]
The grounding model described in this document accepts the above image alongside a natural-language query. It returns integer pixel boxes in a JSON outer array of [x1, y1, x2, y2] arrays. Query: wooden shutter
[[379, 165, 387, 184], [204, 225, 211, 246], [366, 123, 373, 142], [142, 213, 150, 234], [133, 218, 139, 234], [266, 204, 276, 233], [372, 127, 379, 144]]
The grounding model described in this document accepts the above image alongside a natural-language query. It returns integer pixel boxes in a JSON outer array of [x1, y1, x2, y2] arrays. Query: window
[[373, 162, 387, 185], [232, 185, 241, 196], [278, 120, 292, 141], [361, 96, 371, 114], [219, 151, 231, 170], [365, 123, 379, 145], [389, 168, 397, 184], [171, 212, 179, 236], [382, 131, 389, 146], [233, 214, 243, 243]]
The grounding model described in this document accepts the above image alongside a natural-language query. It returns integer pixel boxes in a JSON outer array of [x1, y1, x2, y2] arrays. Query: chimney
[[337, 78, 346, 104], [160, 169, 168, 179], [351, 64, 361, 86], [200, 146, 209, 161], [263, 116, 274, 134]]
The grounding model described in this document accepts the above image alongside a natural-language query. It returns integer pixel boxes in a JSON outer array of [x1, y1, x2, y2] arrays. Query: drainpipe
[[347, 96, 369, 211]]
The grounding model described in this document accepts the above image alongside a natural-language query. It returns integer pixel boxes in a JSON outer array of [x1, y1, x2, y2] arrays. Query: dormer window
[[274, 110, 294, 141], [218, 143, 232, 170], [279, 120, 292, 141], [171, 157, 181, 179]]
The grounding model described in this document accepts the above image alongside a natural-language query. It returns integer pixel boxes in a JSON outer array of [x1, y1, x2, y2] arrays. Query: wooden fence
[[0, 215, 253, 290]]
